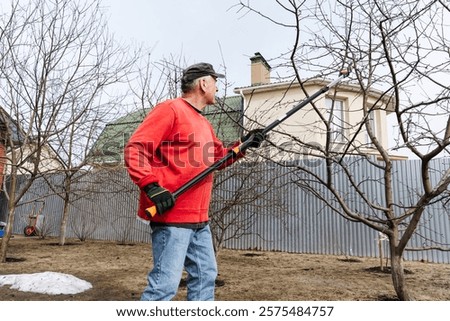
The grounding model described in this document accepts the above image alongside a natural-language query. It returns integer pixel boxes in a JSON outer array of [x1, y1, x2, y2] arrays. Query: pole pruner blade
[[339, 66, 351, 78]]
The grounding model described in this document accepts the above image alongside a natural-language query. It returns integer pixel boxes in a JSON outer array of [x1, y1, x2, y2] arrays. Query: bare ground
[[1, 236, 450, 301]]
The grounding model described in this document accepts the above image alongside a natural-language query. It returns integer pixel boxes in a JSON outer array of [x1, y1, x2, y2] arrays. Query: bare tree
[[0, 0, 46, 262], [44, 0, 137, 246], [237, 0, 450, 300], [0, 0, 137, 258], [128, 53, 187, 113], [211, 160, 291, 254]]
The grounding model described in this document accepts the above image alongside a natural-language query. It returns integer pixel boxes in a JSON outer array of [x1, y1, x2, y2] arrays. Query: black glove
[[143, 183, 175, 215], [240, 128, 266, 148]]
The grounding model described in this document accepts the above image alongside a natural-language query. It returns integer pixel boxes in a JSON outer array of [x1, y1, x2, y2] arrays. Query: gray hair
[[181, 75, 209, 93]]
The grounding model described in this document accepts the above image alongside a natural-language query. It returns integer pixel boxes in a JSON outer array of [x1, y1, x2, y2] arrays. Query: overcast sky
[[103, 0, 294, 88]]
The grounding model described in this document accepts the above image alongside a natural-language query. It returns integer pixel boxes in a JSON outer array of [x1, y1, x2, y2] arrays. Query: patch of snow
[[0, 271, 92, 295]]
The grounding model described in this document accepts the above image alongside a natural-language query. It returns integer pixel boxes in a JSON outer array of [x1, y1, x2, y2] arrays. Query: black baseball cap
[[181, 63, 225, 84]]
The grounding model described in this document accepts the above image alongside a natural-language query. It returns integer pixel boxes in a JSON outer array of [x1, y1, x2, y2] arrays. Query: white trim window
[[325, 98, 345, 143]]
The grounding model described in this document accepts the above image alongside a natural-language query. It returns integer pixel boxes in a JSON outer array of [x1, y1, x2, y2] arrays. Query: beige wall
[[5, 144, 64, 175]]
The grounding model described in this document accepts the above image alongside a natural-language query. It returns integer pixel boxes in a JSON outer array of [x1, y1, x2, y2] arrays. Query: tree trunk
[[59, 177, 72, 246], [390, 243, 413, 300], [58, 197, 70, 246], [0, 208, 14, 263], [0, 174, 17, 263]]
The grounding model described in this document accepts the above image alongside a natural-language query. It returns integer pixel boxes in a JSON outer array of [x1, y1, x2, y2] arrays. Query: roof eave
[[234, 78, 395, 113]]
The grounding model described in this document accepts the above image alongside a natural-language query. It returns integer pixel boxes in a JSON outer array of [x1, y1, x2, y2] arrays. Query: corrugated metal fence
[[217, 158, 450, 263], [1, 157, 449, 263]]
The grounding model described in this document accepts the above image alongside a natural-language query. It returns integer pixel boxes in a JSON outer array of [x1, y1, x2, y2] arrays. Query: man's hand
[[143, 183, 175, 215], [240, 128, 266, 148]]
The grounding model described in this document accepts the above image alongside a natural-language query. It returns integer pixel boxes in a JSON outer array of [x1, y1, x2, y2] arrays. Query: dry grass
[[1, 236, 450, 301]]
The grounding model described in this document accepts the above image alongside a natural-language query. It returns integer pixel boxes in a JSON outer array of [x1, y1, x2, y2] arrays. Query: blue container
[[0, 230, 4, 238]]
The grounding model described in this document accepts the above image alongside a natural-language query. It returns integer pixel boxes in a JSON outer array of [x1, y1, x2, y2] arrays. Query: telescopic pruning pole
[[146, 68, 351, 217]]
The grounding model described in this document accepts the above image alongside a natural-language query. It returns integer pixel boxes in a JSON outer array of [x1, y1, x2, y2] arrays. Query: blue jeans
[[141, 225, 218, 301]]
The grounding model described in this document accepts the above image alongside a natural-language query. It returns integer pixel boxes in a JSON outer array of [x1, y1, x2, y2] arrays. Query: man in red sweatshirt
[[124, 62, 264, 301]]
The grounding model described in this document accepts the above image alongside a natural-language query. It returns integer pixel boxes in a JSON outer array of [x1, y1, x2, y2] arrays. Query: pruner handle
[[145, 205, 158, 218]]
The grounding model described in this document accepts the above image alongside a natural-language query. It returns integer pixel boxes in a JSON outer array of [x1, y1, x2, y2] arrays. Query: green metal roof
[[203, 95, 243, 144], [87, 96, 243, 165]]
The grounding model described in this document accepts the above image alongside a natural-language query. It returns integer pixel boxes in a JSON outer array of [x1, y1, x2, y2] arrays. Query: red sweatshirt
[[124, 98, 238, 224]]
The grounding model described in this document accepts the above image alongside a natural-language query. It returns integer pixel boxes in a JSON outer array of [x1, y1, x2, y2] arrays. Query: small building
[[1, 107, 64, 180]]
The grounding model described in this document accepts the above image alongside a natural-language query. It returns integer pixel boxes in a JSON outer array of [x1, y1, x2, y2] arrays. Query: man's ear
[[199, 78, 208, 93]]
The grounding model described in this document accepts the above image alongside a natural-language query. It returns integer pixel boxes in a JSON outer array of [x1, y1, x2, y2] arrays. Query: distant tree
[[210, 160, 291, 254], [128, 54, 187, 113]]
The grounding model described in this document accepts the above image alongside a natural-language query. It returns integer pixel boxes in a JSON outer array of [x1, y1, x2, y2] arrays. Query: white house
[[234, 53, 407, 161]]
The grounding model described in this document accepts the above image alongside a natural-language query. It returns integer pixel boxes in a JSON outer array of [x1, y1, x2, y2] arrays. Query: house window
[[325, 98, 345, 142]]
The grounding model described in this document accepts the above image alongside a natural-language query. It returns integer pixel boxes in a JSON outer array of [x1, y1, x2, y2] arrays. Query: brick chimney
[[250, 52, 271, 86]]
